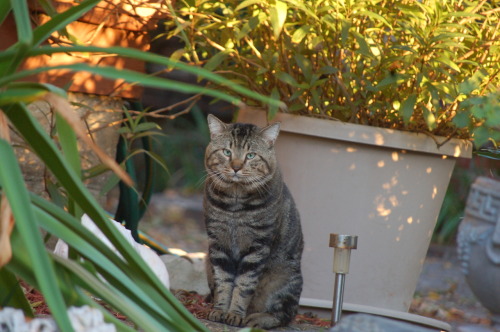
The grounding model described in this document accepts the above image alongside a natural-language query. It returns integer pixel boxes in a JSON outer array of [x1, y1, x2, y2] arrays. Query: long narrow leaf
[[0, 268, 34, 317], [31, 0, 101, 47], [4, 103, 205, 330], [0, 1, 11, 27], [5, 230, 134, 332], [3, 0, 32, 76], [33, 200, 206, 331], [73, 289, 137, 332], [34, 206, 180, 327], [18, 45, 285, 109], [9, 0, 32, 46], [0, 137, 74, 331], [46, 93, 133, 187], [52, 255, 175, 332], [55, 112, 82, 217]]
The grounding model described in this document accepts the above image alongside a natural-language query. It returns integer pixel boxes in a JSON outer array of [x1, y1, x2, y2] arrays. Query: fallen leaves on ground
[[173, 290, 213, 319], [410, 291, 491, 326], [21, 281, 50, 316], [293, 312, 331, 328], [173, 290, 331, 328]]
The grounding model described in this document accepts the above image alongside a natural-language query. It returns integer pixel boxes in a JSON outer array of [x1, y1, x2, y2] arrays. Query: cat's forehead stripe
[[231, 124, 256, 149]]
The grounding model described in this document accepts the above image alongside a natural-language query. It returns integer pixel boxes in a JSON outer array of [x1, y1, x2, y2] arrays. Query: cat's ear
[[260, 122, 280, 147], [207, 114, 227, 139]]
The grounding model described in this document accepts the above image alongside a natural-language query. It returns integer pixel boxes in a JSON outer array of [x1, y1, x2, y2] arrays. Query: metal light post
[[329, 233, 358, 327]]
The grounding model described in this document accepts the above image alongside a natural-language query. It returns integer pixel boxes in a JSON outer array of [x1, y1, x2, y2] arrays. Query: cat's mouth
[[225, 171, 245, 183], [230, 173, 243, 181]]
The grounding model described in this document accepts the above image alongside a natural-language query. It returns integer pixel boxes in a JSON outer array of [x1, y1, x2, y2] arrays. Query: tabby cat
[[203, 114, 304, 329]]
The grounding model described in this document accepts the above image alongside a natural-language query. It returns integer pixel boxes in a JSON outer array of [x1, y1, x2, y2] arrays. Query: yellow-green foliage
[[166, 0, 500, 146]]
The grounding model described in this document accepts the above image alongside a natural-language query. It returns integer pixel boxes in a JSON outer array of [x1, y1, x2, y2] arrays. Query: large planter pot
[[457, 176, 500, 326], [238, 109, 472, 312]]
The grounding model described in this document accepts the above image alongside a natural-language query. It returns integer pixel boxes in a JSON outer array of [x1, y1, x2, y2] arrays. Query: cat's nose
[[231, 160, 243, 172]]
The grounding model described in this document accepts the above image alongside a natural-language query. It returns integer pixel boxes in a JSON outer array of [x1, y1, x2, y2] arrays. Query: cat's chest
[[215, 217, 263, 254], [228, 223, 252, 256]]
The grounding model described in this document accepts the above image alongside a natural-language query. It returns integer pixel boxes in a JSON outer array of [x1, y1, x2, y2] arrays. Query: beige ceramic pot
[[238, 109, 472, 312]]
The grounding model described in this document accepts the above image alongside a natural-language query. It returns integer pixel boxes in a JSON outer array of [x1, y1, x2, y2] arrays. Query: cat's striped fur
[[203, 114, 303, 329]]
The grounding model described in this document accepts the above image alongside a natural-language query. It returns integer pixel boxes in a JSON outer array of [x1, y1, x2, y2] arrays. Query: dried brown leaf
[[0, 112, 14, 268], [44, 93, 133, 187]]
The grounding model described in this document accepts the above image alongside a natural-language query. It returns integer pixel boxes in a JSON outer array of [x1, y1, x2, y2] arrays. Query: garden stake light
[[329, 233, 358, 327]]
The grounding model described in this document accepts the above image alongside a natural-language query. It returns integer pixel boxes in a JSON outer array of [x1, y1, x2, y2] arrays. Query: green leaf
[[352, 31, 372, 57], [452, 111, 471, 128], [319, 66, 338, 75], [476, 148, 500, 160], [434, 55, 461, 72], [401, 94, 417, 124], [0, 137, 74, 331], [203, 50, 231, 72], [445, 12, 484, 20], [133, 122, 161, 133], [276, 71, 299, 87], [53, 256, 170, 331], [423, 107, 437, 130], [291, 25, 311, 43], [56, 113, 81, 177], [268, 87, 281, 120], [458, 69, 488, 95], [9, 0, 32, 46], [33, 208, 178, 330], [235, 0, 262, 11], [4, 44, 283, 109], [237, 13, 265, 41], [354, 10, 392, 29], [0, 268, 34, 317], [32, 0, 101, 47], [0, 0, 11, 26], [0, 88, 48, 104], [374, 74, 399, 91], [341, 20, 351, 46], [0, 82, 67, 103], [5, 103, 206, 331], [269, 0, 287, 39], [473, 126, 498, 148], [295, 54, 313, 82], [99, 173, 121, 197], [55, 112, 82, 217]]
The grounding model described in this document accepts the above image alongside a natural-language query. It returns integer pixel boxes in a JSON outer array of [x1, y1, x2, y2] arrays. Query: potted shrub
[[162, 0, 500, 313]]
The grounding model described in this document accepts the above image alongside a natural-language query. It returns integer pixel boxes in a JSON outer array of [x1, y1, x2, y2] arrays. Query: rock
[[54, 214, 170, 289], [161, 252, 210, 295], [67, 306, 116, 332], [0, 307, 56, 332], [329, 313, 438, 332], [0, 306, 115, 332], [457, 325, 499, 332]]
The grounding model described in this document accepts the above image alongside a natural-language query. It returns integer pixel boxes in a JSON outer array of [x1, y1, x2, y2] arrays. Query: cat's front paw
[[207, 309, 226, 323], [225, 312, 245, 327], [244, 313, 281, 329]]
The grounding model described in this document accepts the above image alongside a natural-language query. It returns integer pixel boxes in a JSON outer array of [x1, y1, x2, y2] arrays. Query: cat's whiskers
[[246, 175, 271, 197]]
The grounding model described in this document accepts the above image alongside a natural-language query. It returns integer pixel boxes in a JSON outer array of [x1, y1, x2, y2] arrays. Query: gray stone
[[161, 252, 210, 295], [329, 313, 439, 332], [457, 325, 498, 332]]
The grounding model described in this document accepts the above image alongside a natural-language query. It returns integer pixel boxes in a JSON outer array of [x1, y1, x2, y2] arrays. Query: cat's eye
[[246, 152, 256, 160], [222, 149, 232, 157]]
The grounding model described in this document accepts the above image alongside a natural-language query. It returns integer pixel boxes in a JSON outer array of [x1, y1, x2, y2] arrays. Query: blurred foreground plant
[[0, 0, 280, 330]]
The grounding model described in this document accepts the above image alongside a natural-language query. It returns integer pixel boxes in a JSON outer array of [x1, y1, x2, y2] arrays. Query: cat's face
[[205, 115, 280, 187]]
